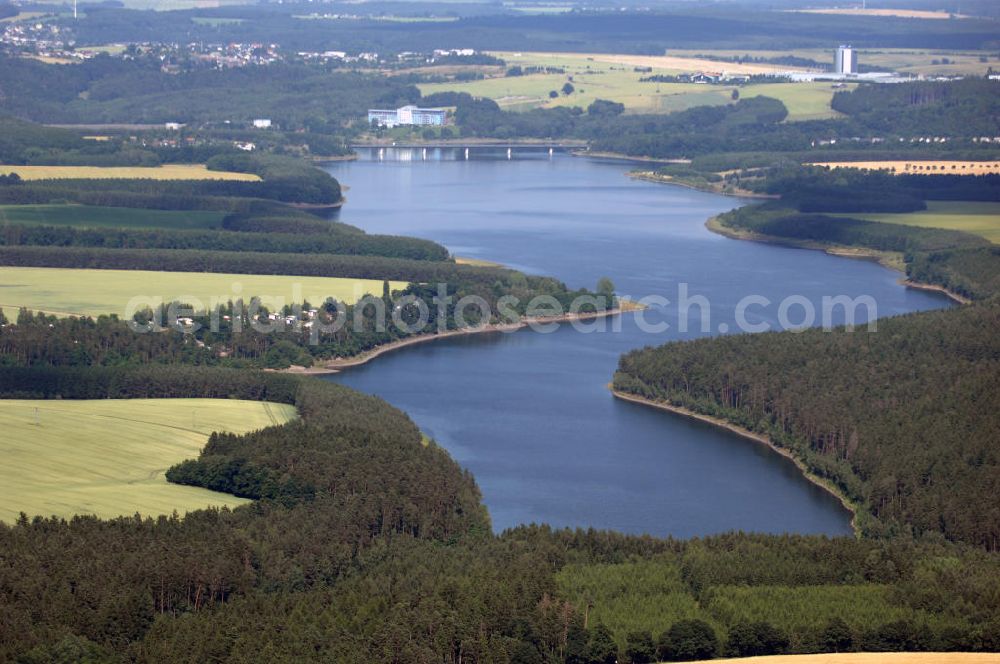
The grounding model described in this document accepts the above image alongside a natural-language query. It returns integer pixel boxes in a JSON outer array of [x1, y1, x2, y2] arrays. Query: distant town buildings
[[191, 42, 281, 68], [368, 105, 447, 128], [0, 18, 80, 61], [835, 45, 857, 75], [252, 118, 272, 129]]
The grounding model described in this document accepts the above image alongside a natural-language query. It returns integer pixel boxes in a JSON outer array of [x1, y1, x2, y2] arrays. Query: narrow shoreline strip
[[283, 306, 638, 374], [899, 279, 971, 305]]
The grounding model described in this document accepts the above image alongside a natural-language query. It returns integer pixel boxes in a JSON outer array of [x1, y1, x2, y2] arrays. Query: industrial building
[[835, 45, 857, 75], [368, 105, 447, 128]]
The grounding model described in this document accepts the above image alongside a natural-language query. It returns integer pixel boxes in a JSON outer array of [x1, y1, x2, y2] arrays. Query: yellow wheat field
[[0, 164, 261, 181], [0, 398, 297, 522], [0, 266, 405, 318], [506, 51, 805, 75], [811, 161, 1000, 176]]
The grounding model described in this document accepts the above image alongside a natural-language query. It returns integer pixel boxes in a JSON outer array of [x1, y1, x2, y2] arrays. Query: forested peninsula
[[613, 155, 1000, 554]]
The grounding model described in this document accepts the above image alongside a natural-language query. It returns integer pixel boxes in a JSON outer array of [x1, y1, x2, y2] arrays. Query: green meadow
[[419, 51, 851, 119], [739, 82, 854, 120], [857, 201, 1000, 244]]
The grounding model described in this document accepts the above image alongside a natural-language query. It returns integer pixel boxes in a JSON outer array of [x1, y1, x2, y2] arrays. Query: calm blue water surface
[[321, 148, 951, 538]]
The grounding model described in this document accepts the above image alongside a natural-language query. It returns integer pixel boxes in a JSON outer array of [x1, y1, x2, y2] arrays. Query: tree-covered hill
[[831, 79, 1000, 138], [0, 222, 450, 261], [0, 58, 420, 127], [55, 4, 1000, 54], [909, 246, 1000, 301]]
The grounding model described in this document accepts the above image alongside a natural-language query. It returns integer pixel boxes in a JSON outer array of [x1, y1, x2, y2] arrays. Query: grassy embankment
[[419, 51, 848, 120], [0, 164, 260, 181], [0, 266, 406, 318], [0, 398, 297, 522]]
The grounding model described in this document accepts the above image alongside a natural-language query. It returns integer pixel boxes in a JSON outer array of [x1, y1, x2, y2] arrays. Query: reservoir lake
[[323, 148, 952, 538]]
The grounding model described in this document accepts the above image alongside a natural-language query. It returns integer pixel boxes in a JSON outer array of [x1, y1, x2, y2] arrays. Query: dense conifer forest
[[1, 40, 999, 661], [0, 244, 558, 284], [0, 58, 420, 128], [749, 168, 1000, 213], [615, 299, 1000, 549], [0, 223, 450, 260], [720, 207, 987, 254], [908, 246, 1000, 301], [1, 364, 999, 661]]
